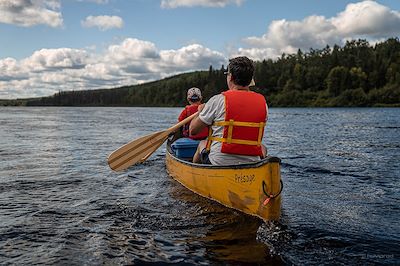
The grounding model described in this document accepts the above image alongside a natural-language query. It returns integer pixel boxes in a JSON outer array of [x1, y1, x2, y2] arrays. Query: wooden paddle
[[108, 111, 198, 171]]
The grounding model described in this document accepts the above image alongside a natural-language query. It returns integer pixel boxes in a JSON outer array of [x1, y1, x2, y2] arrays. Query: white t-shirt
[[199, 93, 266, 165]]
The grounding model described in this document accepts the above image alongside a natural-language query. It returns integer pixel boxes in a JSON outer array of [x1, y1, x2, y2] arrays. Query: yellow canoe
[[165, 141, 282, 221]]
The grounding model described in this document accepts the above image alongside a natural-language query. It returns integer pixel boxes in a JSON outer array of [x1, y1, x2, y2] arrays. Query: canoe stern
[[166, 152, 282, 221]]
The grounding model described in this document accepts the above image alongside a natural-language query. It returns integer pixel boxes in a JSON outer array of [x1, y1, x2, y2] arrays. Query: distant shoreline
[[2, 38, 400, 108]]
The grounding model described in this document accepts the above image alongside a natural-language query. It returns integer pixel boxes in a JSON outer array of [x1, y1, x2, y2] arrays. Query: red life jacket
[[182, 105, 209, 140], [207, 90, 267, 156]]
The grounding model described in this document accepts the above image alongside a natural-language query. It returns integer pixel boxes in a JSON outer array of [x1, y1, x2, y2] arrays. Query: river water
[[0, 107, 399, 265]]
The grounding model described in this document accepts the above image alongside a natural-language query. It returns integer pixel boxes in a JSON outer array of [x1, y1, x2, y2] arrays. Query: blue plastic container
[[171, 138, 200, 159]]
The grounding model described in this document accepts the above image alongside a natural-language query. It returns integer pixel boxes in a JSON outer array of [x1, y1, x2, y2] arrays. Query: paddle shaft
[[166, 111, 199, 134], [108, 111, 199, 171]]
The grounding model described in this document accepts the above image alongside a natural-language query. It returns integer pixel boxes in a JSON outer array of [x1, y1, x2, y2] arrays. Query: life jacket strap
[[213, 121, 265, 128], [207, 120, 265, 149], [207, 136, 262, 146]]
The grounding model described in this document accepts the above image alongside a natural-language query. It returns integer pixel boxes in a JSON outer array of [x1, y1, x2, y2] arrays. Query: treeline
[[258, 38, 400, 107], [25, 71, 221, 107], [3, 38, 400, 107], [24, 70, 227, 107]]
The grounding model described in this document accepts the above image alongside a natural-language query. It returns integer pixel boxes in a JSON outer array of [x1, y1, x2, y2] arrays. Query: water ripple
[[0, 107, 399, 265]]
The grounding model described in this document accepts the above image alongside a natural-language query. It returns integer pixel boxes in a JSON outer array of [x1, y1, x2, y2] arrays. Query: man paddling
[[189, 56, 267, 165]]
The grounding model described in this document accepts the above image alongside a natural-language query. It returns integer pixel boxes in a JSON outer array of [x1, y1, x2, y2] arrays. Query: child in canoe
[[178, 87, 208, 140]]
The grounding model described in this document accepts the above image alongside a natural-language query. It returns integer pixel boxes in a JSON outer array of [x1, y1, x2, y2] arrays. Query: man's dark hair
[[227, 56, 254, 86]]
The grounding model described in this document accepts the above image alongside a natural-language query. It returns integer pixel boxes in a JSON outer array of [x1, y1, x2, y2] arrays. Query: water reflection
[[168, 180, 282, 264]]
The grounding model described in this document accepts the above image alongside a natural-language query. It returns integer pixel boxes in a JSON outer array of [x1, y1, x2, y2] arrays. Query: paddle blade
[[108, 130, 169, 171]]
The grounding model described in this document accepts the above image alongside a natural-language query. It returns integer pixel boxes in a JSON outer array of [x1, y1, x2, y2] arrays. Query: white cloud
[[234, 47, 280, 61], [332, 0, 400, 38], [81, 15, 123, 31], [160, 44, 225, 72], [161, 0, 244, 9], [244, 16, 339, 53], [23, 48, 89, 70], [0, 39, 226, 99], [106, 38, 159, 63], [0, 58, 27, 81], [239, 0, 400, 61], [0, 0, 63, 27]]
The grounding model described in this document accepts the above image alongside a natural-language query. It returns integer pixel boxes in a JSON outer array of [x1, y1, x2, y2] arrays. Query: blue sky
[[1, 0, 400, 99]]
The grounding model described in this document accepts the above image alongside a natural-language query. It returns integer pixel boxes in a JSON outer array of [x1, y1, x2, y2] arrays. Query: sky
[[1, 0, 400, 99]]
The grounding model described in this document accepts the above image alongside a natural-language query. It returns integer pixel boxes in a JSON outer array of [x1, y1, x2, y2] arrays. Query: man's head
[[226, 56, 255, 87], [187, 87, 202, 103]]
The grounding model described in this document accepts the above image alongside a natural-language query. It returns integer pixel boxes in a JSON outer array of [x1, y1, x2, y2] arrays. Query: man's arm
[[190, 116, 208, 135]]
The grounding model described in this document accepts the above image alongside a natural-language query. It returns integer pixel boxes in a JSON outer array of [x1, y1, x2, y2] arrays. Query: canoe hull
[[165, 150, 282, 221]]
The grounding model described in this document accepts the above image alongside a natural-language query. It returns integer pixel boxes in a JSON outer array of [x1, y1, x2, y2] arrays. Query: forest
[[2, 38, 400, 107]]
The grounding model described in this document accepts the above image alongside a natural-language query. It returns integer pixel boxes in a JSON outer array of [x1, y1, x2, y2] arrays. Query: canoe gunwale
[[166, 140, 281, 169]]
